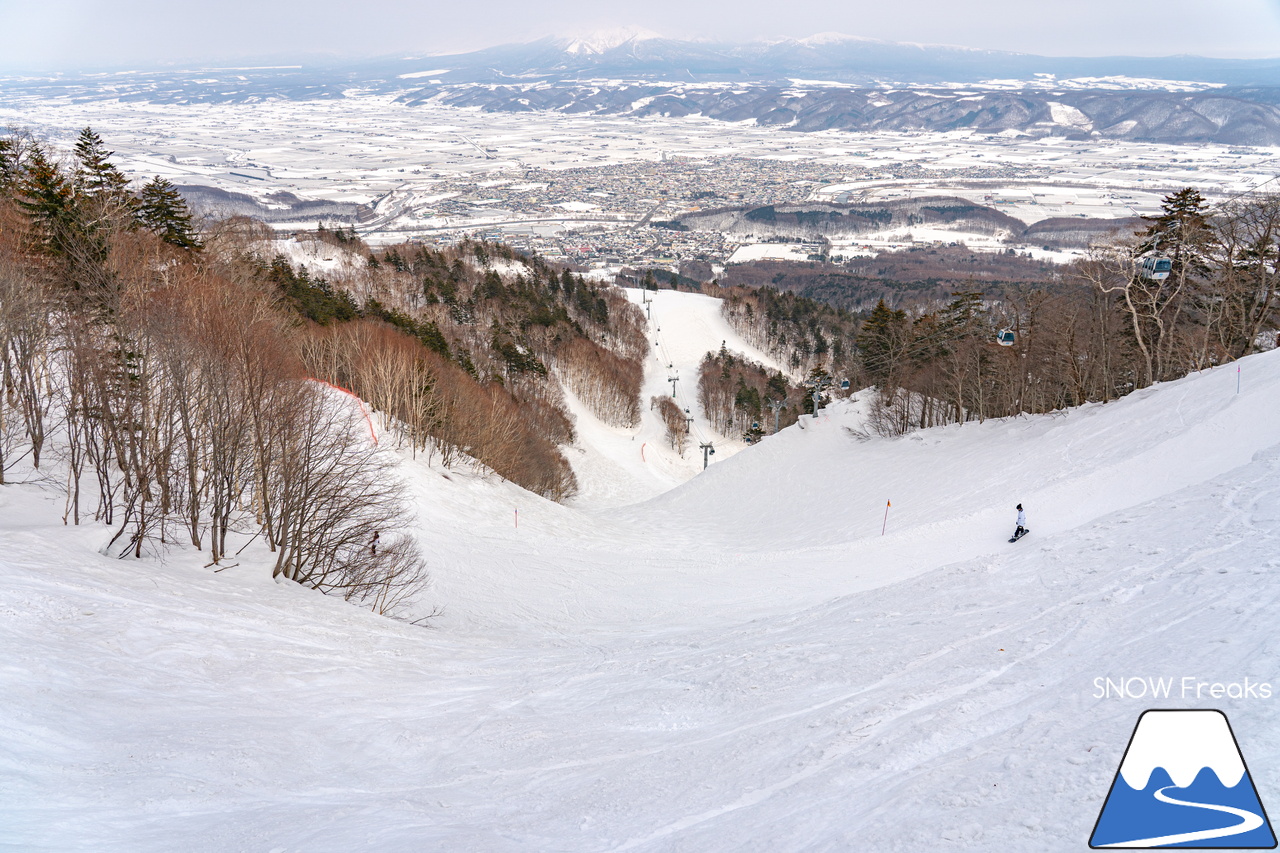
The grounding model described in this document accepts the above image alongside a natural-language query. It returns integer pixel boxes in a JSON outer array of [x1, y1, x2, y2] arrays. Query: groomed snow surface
[[5, 289, 1280, 851]]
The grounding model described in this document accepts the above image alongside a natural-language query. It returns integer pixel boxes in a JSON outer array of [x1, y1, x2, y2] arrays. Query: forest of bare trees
[[707, 188, 1278, 438], [0, 128, 649, 614], [651, 395, 689, 454], [258, 234, 650, 498], [0, 163, 427, 612]]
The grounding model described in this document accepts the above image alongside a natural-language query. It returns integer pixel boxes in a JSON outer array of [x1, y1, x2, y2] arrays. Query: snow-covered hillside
[[561, 287, 787, 508], [4, 290, 1280, 851]]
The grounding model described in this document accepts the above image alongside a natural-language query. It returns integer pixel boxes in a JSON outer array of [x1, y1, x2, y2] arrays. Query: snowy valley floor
[[5, 336, 1280, 850]]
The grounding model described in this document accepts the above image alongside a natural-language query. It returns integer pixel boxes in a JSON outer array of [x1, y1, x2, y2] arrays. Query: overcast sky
[[2, 0, 1279, 72]]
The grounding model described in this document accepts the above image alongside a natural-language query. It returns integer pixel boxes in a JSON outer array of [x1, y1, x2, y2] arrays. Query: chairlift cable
[[1207, 170, 1280, 215]]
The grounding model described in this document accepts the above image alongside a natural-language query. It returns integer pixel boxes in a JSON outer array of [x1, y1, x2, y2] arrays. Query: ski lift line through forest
[[1130, 177, 1278, 282], [651, 334, 714, 448], [1009, 176, 1280, 340], [869, 298, 1028, 355], [1138, 172, 1280, 277], [649, 312, 716, 455]]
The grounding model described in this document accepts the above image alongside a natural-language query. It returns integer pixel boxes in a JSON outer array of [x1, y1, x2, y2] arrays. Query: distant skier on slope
[[1010, 504, 1029, 543]]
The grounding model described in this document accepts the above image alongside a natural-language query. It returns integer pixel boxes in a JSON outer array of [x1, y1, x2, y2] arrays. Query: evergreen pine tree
[[856, 299, 909, 386], [1139, 187, 1213, 279], [766, 371, 789, 401], [1144, 187, 1211, 238], [136, 176, 200, 249], [73, 127, 132, 203], [16, 145, 77, 254]]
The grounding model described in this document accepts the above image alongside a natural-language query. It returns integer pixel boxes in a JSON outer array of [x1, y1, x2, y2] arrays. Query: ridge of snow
[[397, 68, 451, 79]]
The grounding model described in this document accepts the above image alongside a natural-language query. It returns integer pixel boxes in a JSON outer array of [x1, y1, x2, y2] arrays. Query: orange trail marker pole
[[882, 500, 891, 535]]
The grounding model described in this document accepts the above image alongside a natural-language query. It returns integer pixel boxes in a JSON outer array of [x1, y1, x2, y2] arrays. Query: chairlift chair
[[997, 329, 1016, 347]]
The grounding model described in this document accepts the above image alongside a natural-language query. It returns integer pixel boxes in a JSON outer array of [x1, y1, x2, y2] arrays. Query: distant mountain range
[[6, 32, 1280, 144], [399, 82, 1280, 145], [398, 31, 1280, 88], [675, 197, 1144, 249]]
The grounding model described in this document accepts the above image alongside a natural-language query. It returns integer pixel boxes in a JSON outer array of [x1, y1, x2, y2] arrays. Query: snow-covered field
[[726, 243, 820, 264], [4, 289, 1280, 851], [3, 93, 1276, 245]]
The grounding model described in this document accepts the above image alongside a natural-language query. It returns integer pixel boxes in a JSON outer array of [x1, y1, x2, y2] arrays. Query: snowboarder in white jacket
[[1013, 504, 1027, 540]]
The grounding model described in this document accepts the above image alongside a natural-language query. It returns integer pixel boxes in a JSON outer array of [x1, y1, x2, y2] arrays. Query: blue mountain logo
[[1091, 710, 1276, 848]]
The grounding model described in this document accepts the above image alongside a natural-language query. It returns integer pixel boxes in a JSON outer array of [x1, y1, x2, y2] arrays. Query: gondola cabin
[[1139, 253, 1172, 281], [997, 329, 1016, 347]]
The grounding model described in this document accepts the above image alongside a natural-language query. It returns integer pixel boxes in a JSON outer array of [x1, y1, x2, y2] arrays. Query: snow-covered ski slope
[[561, 287, 786, 508], [5, 288, 1280, 851]]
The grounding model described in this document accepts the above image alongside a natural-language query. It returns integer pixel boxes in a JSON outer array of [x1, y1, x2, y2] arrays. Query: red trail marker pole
[[882, 500, 891, 535]]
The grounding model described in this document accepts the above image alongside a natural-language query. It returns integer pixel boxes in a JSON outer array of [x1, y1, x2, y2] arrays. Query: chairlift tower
[[803, 374, 832, 419], [767, 398, 785, 434], [700, 442, 716, 469], [668, 370, 679, 398]]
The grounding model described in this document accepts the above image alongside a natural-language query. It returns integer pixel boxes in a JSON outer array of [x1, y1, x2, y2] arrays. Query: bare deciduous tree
[[266, 383, 427, 612], [1211, 194, 1280, 359]]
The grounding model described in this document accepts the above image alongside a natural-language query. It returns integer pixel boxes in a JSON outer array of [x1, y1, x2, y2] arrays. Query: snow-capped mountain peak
[[560, 26, 664, 55], [797, 32, 882, 46]]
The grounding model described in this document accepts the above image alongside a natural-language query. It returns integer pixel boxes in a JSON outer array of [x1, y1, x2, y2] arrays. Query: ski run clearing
[[4, 288, 1280, 851]]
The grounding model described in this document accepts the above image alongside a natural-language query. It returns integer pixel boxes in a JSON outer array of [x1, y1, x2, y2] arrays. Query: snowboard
[[1009, 529, 1030, 543]]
